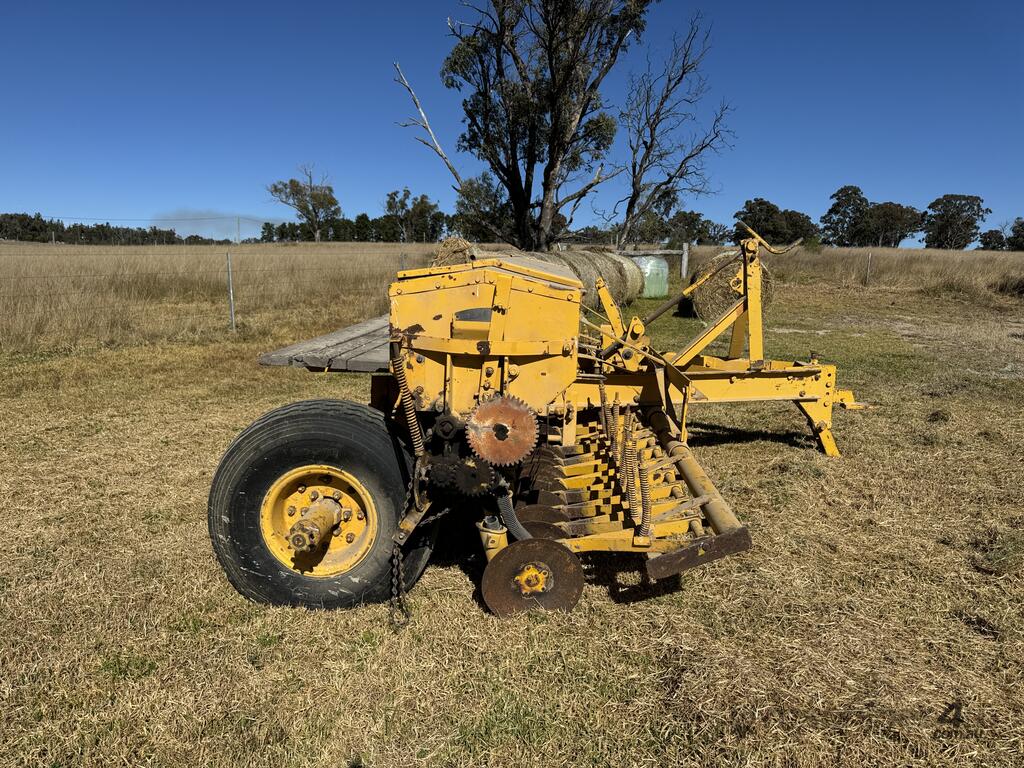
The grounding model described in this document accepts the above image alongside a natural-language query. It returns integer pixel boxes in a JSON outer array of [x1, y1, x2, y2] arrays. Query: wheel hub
[[259, 465, 376, 578], [513, 562, 553, 595]]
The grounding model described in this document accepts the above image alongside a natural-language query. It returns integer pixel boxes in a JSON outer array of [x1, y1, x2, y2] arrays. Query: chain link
[[389, 539, 410, 629], [388, 472, 415, 629], [388, 457, 453, 631]]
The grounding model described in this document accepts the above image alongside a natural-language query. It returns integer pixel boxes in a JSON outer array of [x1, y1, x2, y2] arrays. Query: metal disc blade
[[515, 504, 571, 524], [522, 521, 568, 540], [481, 538, 584, 617]]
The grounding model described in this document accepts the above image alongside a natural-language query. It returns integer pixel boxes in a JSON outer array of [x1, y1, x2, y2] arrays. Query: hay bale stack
[[490, 249, 643, 309], [690, 249, 775, 322], [433, 237, 478, 266], [430, 241, 644, 308]]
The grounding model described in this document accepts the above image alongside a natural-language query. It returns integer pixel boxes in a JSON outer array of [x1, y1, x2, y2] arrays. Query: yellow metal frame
[[381, 235, 861, 569], [590, 230, 863, 457]]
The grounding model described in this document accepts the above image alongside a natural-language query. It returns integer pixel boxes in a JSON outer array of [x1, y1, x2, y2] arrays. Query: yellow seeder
[[209, 229, 862, 618]]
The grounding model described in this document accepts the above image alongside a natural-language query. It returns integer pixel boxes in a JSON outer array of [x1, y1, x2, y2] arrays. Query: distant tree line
[[0, 212, 231, 245], [5, 180, 1018, 252], [561, 186, 1017, 251], [717, 188, 1016, 251], [260, 182, 453, 244], [977, 219, 1024, 252]]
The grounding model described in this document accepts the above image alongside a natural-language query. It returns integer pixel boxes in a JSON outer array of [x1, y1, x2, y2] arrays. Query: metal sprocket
[[466, 395, 539, 466], [453, 457, 495, 497]]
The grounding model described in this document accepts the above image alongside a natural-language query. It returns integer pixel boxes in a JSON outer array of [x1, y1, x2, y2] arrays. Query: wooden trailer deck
[[259, 315, 391, 373]]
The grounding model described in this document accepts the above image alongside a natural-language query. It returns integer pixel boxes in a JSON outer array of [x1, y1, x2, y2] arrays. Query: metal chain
[[388, 472, 416, 630], [389, 539, 410, 629], [388, 457, 453, 631]]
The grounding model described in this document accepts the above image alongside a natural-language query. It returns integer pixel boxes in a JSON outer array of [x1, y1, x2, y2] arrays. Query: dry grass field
[[2, 241, 1023, 766]]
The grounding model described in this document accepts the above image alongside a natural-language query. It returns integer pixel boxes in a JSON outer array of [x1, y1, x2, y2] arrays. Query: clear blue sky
[[2, 0, 1021, 242]]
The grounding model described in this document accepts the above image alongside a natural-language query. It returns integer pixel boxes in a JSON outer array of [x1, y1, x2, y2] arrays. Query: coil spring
[[610, 396, 620, 458], [637, 435, 652, 537], [623, 410, 639, 519], [598, 379, 610, 443], [391, 350, 424, 457]]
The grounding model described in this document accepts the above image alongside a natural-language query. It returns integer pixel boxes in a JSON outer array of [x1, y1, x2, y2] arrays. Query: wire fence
[[0, 248, 436, 352]]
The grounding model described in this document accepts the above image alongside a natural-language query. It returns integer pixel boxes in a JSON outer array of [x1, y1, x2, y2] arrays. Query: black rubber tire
[[208, 399, 434, 609]]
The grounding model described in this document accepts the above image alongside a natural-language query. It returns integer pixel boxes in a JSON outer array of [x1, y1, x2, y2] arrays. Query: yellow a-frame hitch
[[596, 223, 865, 456]]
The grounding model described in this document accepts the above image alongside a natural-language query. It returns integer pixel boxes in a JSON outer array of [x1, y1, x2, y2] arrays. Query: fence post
[[681, 242, 690, 281], [864, 251, 872, 287], [226, 251, 237, 332]]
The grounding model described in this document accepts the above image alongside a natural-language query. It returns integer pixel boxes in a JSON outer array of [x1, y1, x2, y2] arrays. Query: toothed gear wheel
[[429, 456, 460, 489], [434, 414, 462, 441], [466, 395, 539, 466], [454, 457, 496, 497]]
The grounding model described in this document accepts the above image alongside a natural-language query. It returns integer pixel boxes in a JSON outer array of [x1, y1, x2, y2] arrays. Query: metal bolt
[[332, 490, 342, 501], [485, 366, 494, 376], [343, 509, 352, 522], [345, 532, 356, 543], [297, 485, 306, 494], [416, 354, 425, 363], [357, 511, 365, 520], [287, 506, 296, 517], [309, 490, 319, 501]]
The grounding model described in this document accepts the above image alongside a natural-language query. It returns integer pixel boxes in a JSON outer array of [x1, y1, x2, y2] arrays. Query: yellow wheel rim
[[259, 464, 378, 578]]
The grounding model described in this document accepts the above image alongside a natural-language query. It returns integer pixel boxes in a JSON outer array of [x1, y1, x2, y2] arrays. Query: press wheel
[[481, 538, 584, 617]]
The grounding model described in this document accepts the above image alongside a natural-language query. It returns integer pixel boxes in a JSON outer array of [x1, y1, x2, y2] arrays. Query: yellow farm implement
[[209, 228, 862, 617]]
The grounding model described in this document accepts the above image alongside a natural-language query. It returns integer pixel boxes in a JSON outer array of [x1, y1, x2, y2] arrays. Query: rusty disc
[[516, 505, 571, 525], [522, 521, 568, 540], [466, 396, 538, 466], [481, 538, 584, 617]]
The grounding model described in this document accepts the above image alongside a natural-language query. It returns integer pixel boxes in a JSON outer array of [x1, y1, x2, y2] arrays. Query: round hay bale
[[436, 244, 643, 309], [433, 236, 478, 266], [505, 249, 642, 309], [691, 249, 775, 322]]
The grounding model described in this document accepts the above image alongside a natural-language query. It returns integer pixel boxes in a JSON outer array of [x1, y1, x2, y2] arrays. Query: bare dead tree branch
[[556, 164, 624, 210], [617, 14, 732, 245], [393, 62, 464, 192]]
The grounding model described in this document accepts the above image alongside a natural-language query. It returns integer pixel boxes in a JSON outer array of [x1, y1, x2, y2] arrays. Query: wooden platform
[[259, 315, 391, 372]]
